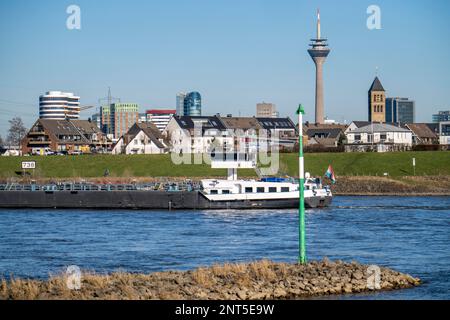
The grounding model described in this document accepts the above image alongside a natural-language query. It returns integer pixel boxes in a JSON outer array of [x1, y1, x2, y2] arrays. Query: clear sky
[[1, 0, 450, 137]]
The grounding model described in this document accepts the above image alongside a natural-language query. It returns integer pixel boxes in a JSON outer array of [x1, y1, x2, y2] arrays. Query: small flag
[[324, 165, 336, 184]]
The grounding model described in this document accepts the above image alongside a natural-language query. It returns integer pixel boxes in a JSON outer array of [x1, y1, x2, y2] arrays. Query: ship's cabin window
[[269, 187, 277, 193], [281, 187, 290, 192], [245, 187, 253, 193], [257, 187, 265, 193], [222, 190, 230, 194], [210, 190, 218, 195]]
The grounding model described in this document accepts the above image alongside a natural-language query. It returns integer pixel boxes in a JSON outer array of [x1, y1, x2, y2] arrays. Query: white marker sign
[[22, 161, 36, 169]]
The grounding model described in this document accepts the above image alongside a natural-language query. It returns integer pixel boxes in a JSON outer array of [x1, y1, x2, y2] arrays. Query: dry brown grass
[[0, 260, 419, 300], [192, 267, 214, 287], [249, 260, 277, 282]]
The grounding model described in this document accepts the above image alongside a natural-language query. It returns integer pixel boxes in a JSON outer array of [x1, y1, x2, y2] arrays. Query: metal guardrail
[[0, 181, 203, 192]]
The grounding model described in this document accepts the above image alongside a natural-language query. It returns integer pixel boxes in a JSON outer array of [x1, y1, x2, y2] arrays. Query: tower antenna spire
[[317, 8, 321, 39]]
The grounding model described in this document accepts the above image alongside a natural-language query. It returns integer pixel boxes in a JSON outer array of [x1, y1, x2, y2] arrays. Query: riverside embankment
[[4, 175, 449, 196], [0, 260, 420, 300]]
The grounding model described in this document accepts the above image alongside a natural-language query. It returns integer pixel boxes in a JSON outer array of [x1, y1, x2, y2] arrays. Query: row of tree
[[0, 117, 27, 148]]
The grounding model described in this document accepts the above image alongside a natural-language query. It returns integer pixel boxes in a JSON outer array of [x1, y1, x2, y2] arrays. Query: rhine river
[[0, 196, 449, 299]]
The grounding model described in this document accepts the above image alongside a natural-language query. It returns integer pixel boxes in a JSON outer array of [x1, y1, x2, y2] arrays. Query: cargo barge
[[0, 153, 332, 210], [0, 177, 332, 210]]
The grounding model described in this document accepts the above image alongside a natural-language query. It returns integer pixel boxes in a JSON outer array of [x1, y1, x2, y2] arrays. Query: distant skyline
[[1, 0, 450, 137]]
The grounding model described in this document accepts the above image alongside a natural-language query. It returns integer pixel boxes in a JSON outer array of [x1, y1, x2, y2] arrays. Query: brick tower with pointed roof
[[368, 77, 386, 122]]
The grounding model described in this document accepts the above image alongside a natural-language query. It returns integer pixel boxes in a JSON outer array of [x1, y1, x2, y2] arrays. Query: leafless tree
[[7, 117, 27, 147]]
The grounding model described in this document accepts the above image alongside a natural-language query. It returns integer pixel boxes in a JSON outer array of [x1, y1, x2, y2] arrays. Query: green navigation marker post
[[296, 104, 306, 264]]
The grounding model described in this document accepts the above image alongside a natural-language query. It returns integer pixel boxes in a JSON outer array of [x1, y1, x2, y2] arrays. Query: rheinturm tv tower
[[308, 9, 330, 124]]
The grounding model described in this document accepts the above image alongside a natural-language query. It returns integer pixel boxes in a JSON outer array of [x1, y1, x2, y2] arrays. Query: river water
[[0, 196, 449, 299]]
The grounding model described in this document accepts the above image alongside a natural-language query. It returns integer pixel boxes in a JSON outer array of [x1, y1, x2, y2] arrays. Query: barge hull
[[0, 191, 331, 210]]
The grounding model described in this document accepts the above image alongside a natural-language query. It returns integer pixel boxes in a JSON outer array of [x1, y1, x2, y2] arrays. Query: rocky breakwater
[[0, 259, 420, 300]]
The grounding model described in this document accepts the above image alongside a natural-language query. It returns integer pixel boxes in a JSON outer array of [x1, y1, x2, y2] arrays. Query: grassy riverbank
[[0, 260, 420, 300], [1, 152, 449, 179]]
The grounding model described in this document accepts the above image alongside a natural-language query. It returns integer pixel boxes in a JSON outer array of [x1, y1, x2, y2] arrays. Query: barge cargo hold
[[0, 179, 332, 210]]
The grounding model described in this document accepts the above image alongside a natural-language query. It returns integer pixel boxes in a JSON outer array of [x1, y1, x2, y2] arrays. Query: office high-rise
[[101, 103, 139, 139], [432, 111, 450, 123], [256, 103, 279, 118], [176, 92, 187, 116], [39, 91, 80, 120], [386, 98, 415, 123], [176, 91, 202, 116]]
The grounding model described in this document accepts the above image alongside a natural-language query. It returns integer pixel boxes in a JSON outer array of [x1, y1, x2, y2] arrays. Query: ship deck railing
[[0, 182, 202, 192]]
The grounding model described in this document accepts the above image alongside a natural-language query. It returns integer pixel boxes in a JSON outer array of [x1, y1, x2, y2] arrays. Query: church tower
[[368, 77, 386, 122]]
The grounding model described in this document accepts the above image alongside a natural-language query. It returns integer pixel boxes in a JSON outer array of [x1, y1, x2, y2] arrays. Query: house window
[[281, 187, 290, 192], [210, 190, 218, 195], [355, 134, 361, 141], [222, 190, 230, 194], [257, 187, 265, 193], [245, 187, 253, 193], [269, 187, 277, 193]]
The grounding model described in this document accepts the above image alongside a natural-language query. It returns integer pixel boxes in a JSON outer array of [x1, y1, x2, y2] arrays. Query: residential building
[[306, 128, 345, 148], [368, 77, 386, 122], [405, 123, 439, 145], [219, 116, 262, 154], [345, 123, 412, 152], [100, 103, 139, 139], [256, 103, 278, 118], [432, 111, 450, 123], [256, 117, 297, 151], [112, 122, 168, 155], [345, 121, 407, 134], [39, 91, 80, 120], [176, 92, 187, 116], [386, 98, 415, 123], [439, 121, 450, 145], [146, 109, 176, 132], [21, 119, 111, 155], [164, 115, 231, 154]]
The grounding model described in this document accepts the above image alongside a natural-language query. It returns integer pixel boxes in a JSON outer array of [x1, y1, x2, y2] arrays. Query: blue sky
[[1, 0, 449, 137]]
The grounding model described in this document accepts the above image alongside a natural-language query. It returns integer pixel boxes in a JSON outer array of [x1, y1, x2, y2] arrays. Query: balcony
[[28, 140, 51, 145]]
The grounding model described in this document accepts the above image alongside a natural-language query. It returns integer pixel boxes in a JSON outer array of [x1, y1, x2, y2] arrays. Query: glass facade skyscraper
[[182, 91, 202, 116], [432, 111, 450, 123], [385, 97, 415, 123]]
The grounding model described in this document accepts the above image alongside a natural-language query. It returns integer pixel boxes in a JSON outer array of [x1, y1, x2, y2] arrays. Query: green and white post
[[297, 104, 306, 264]]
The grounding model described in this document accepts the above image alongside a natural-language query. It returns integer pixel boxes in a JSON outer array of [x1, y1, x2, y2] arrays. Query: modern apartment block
[[432, 111, 450, 123], [385, 98, 415, 123], [146, 109, 176, 132], [256, 103, 279, 118], [100, 103, 139, 139], [39, 91, 80, 120], [368, 77, 386, 122]]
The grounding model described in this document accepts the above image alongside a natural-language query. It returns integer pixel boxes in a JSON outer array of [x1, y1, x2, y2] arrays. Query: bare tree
[[7, 117, 27, 147], [0, 134, 4, 146]]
